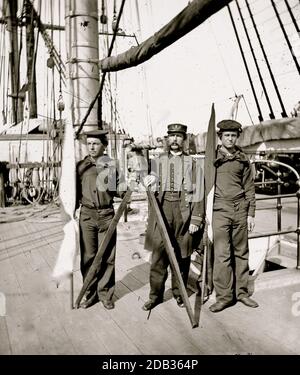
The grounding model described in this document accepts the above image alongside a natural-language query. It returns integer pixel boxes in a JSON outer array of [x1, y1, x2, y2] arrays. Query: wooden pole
[[70, 273, 74, 309], [0, 171, 5, 207], [200, 239, 208, 309], [74, 189, 132, 308], [146, 190, 198, 328]]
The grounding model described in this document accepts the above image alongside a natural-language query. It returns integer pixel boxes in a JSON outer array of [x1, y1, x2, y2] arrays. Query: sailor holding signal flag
[[209, 119, 258, 313], [75, 129, 127, 310]]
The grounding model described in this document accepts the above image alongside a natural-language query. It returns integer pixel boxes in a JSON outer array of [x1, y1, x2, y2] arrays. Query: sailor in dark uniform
[[142, 123, 204, 311], [209, 120, 258, 313], [76, 130, 126, 310]]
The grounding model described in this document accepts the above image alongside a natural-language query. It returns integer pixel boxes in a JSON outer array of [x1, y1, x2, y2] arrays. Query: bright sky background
[[113, 0, 300, 141], [1, 0, 300, 142]]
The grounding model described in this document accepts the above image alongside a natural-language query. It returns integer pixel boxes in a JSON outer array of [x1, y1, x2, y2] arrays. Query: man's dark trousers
[[212, 198, 250, 305], [149, 199, 191, 303], [79, 206, 116, 302]]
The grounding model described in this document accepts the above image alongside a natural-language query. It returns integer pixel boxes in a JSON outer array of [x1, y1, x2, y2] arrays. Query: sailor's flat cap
[[84, 129, 108, 138], [217, 120, 242, 132], [167, 123, 187, 137]]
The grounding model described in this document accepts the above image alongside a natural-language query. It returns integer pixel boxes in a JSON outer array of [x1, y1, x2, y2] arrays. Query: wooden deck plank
[[113, 252, 203, 354], [92, 237, 197, 354], [117, 283, 203, 355], [2, 221, 75, 354], [28, 221, 139, 355], [0, 222, 47, 354], [1, 220, 108, 354], [114, 239, 241, 354], [1, 203, 300, 355], [111, 283, 176, 354], [0, 318, 12, 354], [115, 232, 300, 355], [117, 222, 300, 355], [29, 221, 141, 355]]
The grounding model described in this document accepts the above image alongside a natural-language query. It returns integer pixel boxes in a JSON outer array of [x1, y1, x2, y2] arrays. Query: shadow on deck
[[0, 199, 300, 355]]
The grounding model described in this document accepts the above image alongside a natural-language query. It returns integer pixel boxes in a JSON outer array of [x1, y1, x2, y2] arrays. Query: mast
[[5, 0, 23, 124], [24, 0, 37, 118], [65, 0, 99, 151]]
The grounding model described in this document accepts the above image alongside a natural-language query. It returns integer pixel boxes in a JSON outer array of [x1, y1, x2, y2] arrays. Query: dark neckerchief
[[214, 145, 248, 167]]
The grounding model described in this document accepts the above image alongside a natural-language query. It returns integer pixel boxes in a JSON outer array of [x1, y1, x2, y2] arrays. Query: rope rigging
[[227, 3, 263, 122], [235, 0, 275, 120], [1, 0, 299, 208], [134, 0, 154, 145], [245, 0, 288, 118]]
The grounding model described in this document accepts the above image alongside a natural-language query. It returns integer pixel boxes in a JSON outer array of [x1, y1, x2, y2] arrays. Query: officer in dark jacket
[[76, 130, 126, 310], [209, 120, 258, 313], [142, 123, 204, 311]]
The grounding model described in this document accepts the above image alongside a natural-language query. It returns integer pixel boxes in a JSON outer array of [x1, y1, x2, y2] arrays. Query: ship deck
[[0, 196, 300, 355]]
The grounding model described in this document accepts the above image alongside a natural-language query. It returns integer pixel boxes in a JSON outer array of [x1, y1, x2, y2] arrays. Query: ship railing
[[251, 159, 300, 269]]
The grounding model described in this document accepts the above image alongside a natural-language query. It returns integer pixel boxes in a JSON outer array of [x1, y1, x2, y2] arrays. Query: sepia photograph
[[0, 0, 300, 364]]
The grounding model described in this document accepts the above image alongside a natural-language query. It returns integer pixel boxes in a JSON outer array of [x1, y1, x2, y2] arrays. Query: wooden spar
[[146, 190, 198, 328], [6, 162, 61, 169], [100, 0, 233, 73], [74, 189, 133, 308]]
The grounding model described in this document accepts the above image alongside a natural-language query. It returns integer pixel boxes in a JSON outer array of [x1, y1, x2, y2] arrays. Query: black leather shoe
[[80, 297, 98, 309], [175, 296, 185, 308], [101, 300, 115, 310], [238, 297, 258, 308], [142, 299, 161, 311], [209, 301, 231, 313]]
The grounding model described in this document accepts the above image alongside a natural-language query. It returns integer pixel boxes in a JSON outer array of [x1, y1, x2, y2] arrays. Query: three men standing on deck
[[75, 120, 258, 315]]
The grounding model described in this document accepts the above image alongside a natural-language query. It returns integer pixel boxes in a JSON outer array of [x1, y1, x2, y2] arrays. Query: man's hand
[[189, 223, 199, 234], [75, 206, 81, 220], [143, 174, 156, 187], [247, 216, 255, 232]]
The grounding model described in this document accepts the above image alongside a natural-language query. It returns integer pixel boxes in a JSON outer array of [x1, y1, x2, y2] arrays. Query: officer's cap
[[167, 123, 187, 138], [217, 120, 242, 133]]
